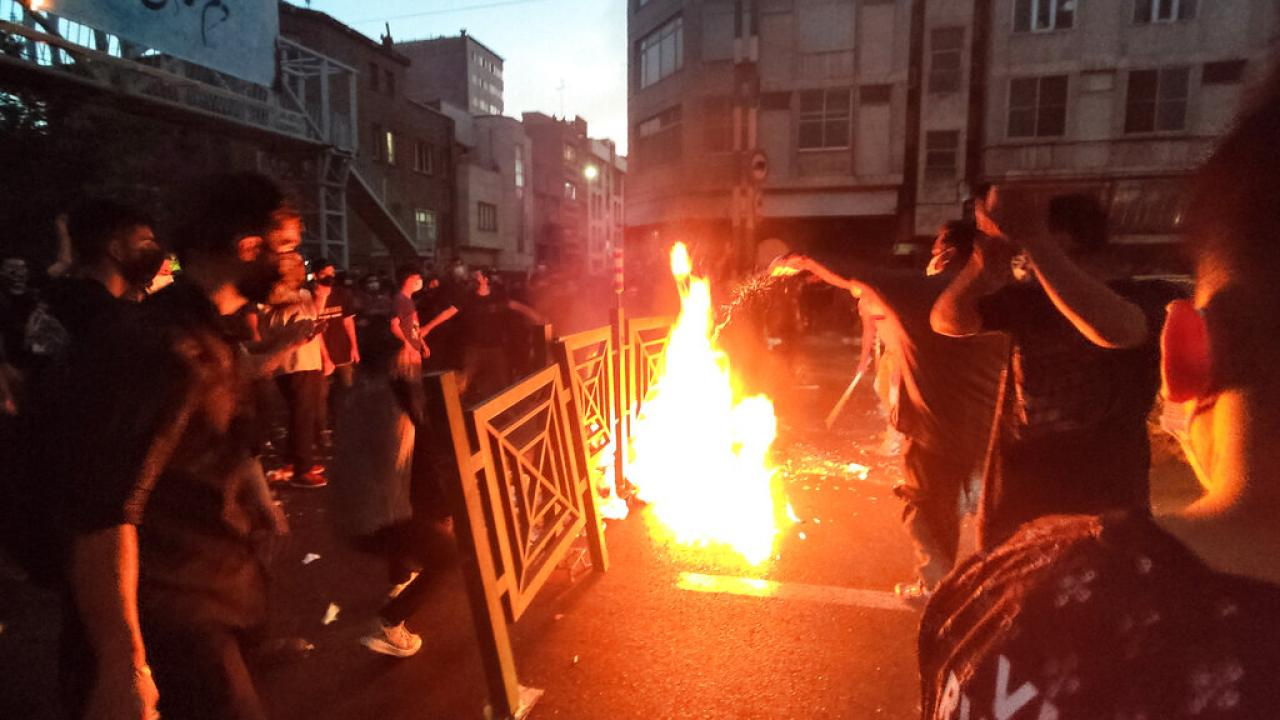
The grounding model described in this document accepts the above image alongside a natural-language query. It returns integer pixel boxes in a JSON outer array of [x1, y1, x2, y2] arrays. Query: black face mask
[[315, 276, 335, 287], [121, 246, 167, 288], [237, 256, 284, 305]]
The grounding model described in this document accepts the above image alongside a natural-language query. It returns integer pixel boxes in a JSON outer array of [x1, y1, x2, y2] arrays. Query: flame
[[626, 243, 791, 565]]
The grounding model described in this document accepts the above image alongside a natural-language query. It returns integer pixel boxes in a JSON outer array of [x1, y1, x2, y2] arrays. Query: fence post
[[610, 303, 630, 498], [532, 322, 554, 370], [431, 371, 522, 718]]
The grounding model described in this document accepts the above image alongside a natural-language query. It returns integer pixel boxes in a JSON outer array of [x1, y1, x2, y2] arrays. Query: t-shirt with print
[[319, 286, 356, 365], [974, 278, 1185, 547], [919, 512, 1280, 720], [262, 289, 323, 375]]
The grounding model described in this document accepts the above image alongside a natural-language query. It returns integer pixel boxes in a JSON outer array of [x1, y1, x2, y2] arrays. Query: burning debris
[[627, 244, 793, 566]]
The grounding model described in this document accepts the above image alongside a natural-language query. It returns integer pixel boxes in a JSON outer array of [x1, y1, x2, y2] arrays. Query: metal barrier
[[433, 310, 673, 718], [432, 366, 608, 718]]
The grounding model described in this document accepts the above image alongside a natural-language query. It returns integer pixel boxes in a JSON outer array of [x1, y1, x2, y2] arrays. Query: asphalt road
[[0, 332, 1196, 719]]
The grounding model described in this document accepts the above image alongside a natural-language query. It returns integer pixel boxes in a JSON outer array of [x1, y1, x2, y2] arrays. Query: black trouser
[[276, 370, 323, 473], [378, 518, 457, 625], [893, 437, 973, 588], [319, 363, 356, 436]]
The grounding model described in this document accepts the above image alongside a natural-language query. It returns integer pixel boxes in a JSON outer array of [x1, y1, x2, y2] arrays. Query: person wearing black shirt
[[313, 258, 360, 436], [932, 190, 1183, 549], [772, 222, 1006, 604], [60, 173, 303, 720], [24, 198, 163, 364], [919, 68, 1280, 718]]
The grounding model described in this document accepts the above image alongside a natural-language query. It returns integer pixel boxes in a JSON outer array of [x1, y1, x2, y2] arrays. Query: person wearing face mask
[[45, 173, 303, 720], [22, 199, 164, 367]]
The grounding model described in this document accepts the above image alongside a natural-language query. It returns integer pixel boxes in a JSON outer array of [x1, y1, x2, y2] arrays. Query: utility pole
[[897, 0, 927, 248], [731, 0, 761, 277]]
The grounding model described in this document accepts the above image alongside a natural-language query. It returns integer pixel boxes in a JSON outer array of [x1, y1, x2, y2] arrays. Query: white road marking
[[676, 572, 911, 613]]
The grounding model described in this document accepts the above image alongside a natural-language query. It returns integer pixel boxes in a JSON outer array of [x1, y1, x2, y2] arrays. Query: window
[[414, 209, 438, 252], [564, 144, 577, 163], [798, 88, 852, 150], [564, 182, 577, 200], [478, 202, 498, 232], [1203, 59, 1246, 85], [639, 16, 684, 89], [369, 62, 380, 92], [929, 28, 965, 94], [514, 145, 525, 190], [1134, 0, 1196, 23], [637, 105, 683, 167], [412, 141, 433, 174], [384, 130, 397, 165], [1013, 0, 1075, 33], [372, 123, 385, 162], [1007, 75, 1068, 137], [385, 70, 395, 97], [924, 131, 960, 181], [702, 96, 733, 153], [1125, 67, 1190, 133]]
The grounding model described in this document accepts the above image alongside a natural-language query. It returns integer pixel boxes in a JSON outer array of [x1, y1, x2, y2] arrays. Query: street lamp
[[583, 164, 599, 181]]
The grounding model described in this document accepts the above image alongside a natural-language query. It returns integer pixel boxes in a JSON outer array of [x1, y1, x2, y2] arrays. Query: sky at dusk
[[289, 0, 630, 154]]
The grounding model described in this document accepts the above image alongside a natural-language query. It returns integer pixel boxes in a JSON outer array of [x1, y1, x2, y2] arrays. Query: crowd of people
[[0, 173, 556, 719]]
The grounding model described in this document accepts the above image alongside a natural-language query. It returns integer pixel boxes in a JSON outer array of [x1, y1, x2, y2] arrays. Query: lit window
[[514, 145, 525, 190], [564, 144, 577, 162], [1134, 0, 1196, 23], [639, 16, 684, 89], [929, 28, 965, 94], [478, 202, 498, 232], [384, 130, 397, 165], [1007, 75, 1068, 138], [414, 209, 438, 253], [1013, 0, 1075, 33], [1125, 67, 1190, 133], [798, 88, 852, 150], [924, 131, 960, 181], [564, 182, 577, 200]]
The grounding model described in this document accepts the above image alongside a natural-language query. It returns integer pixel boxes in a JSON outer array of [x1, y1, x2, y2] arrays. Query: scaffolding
[[0, 1, 359, 264]]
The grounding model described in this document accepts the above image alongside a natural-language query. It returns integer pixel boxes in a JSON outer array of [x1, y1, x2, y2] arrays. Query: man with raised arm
[[919, 64, 1280, 719]]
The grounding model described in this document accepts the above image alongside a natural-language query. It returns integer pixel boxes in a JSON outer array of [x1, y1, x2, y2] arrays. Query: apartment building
[[397, 32, 505, 116], [628, 0, 1279, 266]]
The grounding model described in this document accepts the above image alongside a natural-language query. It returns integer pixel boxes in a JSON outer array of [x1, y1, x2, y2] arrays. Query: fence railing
[[430, 308, 673, 718]]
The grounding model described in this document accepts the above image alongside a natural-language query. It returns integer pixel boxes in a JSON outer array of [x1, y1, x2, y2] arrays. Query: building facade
[[587, 139, 627, 275], [397, 32, 505, 116], [627, 0, 1279, 267], [437, 102, 536, 273], [280, 4, 457, 269], [523, 112, 591, 274]]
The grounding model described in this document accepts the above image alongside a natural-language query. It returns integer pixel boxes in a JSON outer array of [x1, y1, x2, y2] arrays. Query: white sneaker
[[361, 621, 423, 658]]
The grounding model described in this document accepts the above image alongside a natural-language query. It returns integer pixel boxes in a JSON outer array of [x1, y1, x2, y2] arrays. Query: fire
[[626, 243, 791, 565]]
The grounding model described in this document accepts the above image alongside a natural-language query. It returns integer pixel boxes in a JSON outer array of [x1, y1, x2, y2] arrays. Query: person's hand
[[975, 186, 1047, 250], [322, 356, 335, 377], [85, 663, 160, 720], [769, 254, 811, 277], [420, 343, 431, 360], [267, 501, 289, 537], [350, 348, 360, 365]]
